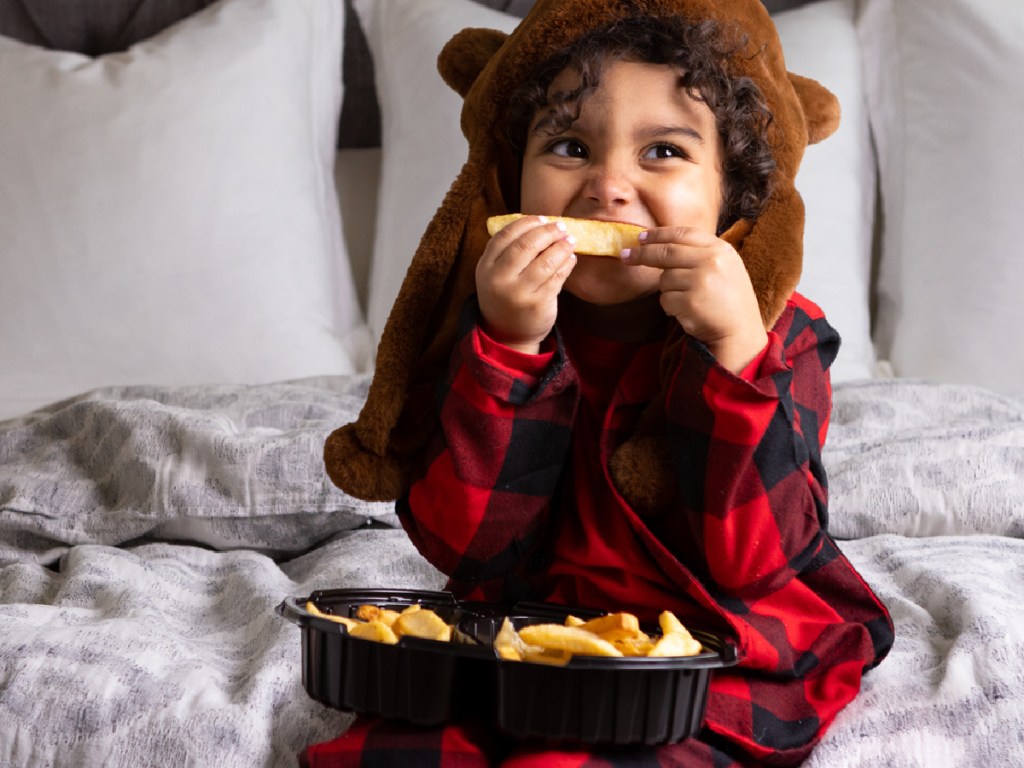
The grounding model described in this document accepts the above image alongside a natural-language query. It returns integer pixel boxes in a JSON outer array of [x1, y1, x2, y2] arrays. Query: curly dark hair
[[503, 15, 777, 232]]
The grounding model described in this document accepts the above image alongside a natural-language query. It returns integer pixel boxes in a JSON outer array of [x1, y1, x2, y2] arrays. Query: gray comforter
[[1, 376, 1022, 767]]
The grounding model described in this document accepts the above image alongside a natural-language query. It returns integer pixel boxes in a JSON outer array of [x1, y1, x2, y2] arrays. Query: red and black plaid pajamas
[[300, 715, 744, 767], [305, 292, 892, 767]]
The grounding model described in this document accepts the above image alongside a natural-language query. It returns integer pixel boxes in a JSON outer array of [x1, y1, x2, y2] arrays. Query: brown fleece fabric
[[325, 0, 840, 504]]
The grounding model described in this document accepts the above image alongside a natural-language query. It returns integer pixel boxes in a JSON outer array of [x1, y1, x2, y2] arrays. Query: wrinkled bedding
[[0, 375, 395, 564], [2, 376, 1023, 767], [0, 531, 444, 767], [806, 534, 1024, 767]]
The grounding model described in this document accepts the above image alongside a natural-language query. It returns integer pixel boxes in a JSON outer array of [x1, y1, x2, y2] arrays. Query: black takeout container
[[277, 587, 738, 746]]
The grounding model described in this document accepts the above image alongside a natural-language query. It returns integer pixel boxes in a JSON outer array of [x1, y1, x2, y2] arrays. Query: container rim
[[276, 588, 740, 668]]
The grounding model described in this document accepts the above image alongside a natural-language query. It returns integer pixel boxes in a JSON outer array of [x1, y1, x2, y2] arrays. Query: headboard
[[0, 0, 821, 149]]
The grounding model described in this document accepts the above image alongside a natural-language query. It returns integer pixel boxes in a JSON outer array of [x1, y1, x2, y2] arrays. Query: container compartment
[[281, 588, 484, 725]]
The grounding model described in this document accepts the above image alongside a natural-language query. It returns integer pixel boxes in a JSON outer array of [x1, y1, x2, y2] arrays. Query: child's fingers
[[475, 216, 577, 351], [619, 227, 715, 269], [486, 216, 573, 272], [521, 240, 577, 295], [635, 225, 714, 246]]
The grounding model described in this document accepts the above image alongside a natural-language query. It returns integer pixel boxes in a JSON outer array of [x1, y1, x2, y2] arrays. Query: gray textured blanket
[[0, 530, 445, 767], [0, 375, 396, 564], [1, 377, 1022, 767]]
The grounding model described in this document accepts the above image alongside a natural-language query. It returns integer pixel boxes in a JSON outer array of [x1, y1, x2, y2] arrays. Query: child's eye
[[547, 139, 588, 159], [643, 144, 686, 160]]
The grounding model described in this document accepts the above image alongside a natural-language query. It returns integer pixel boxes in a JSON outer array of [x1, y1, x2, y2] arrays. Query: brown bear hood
[[325, 0, 839, 502]]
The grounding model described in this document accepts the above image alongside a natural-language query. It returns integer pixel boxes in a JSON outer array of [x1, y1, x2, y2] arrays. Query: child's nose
[[583, 160, 635, 207]]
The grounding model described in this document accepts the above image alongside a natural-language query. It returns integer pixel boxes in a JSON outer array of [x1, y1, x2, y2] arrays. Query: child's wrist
[[478, 319, 549, 355], [707, 330, 770, 376]]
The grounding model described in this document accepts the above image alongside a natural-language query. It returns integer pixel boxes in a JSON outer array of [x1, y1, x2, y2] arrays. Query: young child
[[318, 1, 893, 765]]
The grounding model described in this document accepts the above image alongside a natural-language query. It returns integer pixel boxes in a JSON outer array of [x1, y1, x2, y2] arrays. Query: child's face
[[520, 59, 725, 306]]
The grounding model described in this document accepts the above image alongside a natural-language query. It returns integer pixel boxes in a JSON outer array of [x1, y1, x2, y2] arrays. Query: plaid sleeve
[[398, 297, 579, 594], [650, 294, 892, 765], [658, 292, 839, 601]]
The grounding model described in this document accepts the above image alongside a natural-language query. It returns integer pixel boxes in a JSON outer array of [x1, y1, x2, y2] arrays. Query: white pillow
[[353, 0, 521, 343], [0, 0, 369, 422], [777, 0, 878, 383], [357, 0, 877, 383], [858, 0, 1024, 397]]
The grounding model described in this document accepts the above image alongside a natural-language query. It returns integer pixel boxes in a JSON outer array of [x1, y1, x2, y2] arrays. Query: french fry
[[494, 617, 526, 661], [518, 623, 624, 658], [612, 633, 656, 657], [578, 612, 641, 641], [648, 631, 703, 657], [652, 610, 703, 656], [658, 610, 691, 638], [493, 618, 520, 663], [305, 601, 360, 630], [355, 604, 401, 626], [495, 610, 703, 660], [348, 619, 399, 644], [309, 600, 704, 659], [393, 607, 452, 642], [486, 214, 643, 257], [521, 646, 573, 666]]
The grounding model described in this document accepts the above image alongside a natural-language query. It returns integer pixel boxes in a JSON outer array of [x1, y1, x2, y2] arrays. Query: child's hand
[[622, 227, 768, 374], [476, 216, 577, 354]]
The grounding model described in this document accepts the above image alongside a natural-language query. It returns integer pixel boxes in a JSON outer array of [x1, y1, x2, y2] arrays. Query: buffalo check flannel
[[301, 716, 744, 767], [304, 292, 893, 767]]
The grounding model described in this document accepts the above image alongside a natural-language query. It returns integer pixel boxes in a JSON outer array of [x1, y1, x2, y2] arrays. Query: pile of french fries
[[305, 601, 452, 643], [495, 610, 702, 665], [305, 601, 702, 664]]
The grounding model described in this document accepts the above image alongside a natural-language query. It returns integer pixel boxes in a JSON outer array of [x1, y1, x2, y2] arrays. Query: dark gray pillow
[[0, 0, 217, 53]]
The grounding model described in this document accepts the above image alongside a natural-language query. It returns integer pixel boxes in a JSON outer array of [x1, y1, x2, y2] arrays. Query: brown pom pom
[[608, 434, 677, 516]]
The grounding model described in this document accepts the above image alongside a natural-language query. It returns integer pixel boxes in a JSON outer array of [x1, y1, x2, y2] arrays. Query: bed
[[1, 0, 1022, 765]]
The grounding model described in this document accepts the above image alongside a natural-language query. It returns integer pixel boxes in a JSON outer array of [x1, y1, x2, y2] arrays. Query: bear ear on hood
[[789, 71, 840, 145], [438, 27, 509, 97]]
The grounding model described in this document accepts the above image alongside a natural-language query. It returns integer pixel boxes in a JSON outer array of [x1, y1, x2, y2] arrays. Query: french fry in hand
[[486, 214, 643, 257]]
